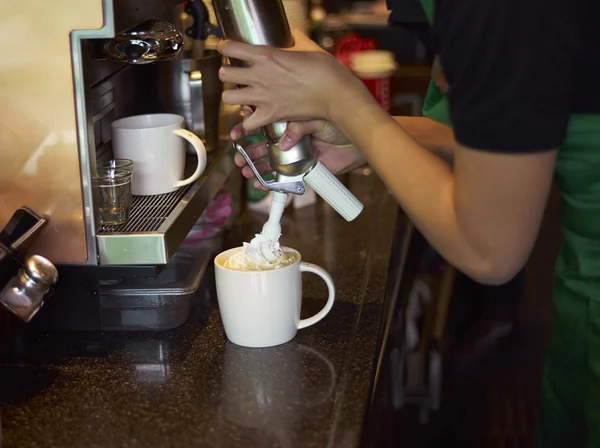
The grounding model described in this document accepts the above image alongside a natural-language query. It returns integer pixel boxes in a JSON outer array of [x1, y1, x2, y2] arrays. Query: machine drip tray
[[99, 244, 213, 331], [96, 142, 234, 265]]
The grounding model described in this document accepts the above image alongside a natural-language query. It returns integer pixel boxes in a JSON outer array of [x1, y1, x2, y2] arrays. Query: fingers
[[222, 87, 261, 107], [241, 159, 272, 178], [252, 180, 269, 191], [230, 122, 246, 140], [219, 65, 259, 86], [279, 120, 328, 150], [287, 120, 328, 137], [233, 142, 269, 167], [230, 106, 256, 140], [242, 109, 272, 132], [217, 40, 271, 63], [222, 89, 271, 132]]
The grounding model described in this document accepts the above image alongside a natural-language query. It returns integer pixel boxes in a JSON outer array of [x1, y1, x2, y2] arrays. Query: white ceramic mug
[[214, 247, 335, 348], [111, 113, 207, 196]]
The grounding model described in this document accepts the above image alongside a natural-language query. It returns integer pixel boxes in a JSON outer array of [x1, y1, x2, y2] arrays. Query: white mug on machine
[[111, 114, 207, 196], [214, 247, 336, 348]]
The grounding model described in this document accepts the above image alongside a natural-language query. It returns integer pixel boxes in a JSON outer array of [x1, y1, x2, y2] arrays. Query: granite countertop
[[0, 171, 406, 448]]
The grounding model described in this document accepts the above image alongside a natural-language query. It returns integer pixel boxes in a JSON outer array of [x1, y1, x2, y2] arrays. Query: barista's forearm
[[330, 97, 512, 284], [393, 116, 457, 160]]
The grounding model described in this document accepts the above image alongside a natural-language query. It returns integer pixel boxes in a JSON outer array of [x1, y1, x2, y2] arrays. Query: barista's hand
[[217, 30, 368, 131], [231, 117, 366, 190]]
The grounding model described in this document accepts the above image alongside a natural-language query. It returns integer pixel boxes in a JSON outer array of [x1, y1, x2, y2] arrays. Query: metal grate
[[98, 163, 198, 234], [99, 184, 192, 233]]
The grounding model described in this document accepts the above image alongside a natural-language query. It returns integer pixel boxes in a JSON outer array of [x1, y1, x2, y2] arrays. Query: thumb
[[289, 30, 327, 54], [279, 120, 329, 150]]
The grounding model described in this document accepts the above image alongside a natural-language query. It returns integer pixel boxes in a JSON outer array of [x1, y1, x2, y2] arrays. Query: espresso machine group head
[[212, 0, 364, 222]]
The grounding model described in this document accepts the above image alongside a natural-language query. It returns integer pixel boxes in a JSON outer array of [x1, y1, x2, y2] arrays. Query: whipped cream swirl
[[244, 233, 283, 264], [224, 192, 293, 271], [224, 235, 293, 271]]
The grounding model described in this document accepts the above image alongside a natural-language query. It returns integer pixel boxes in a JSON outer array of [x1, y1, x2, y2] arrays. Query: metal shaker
[[0, 207, 58, 326], [212, 0, 363, 221], [0, 255, 58, 322]]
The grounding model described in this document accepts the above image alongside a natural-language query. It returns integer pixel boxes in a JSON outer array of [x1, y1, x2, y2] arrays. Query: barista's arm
[[333, 99, 556, 285], [329, 0, 580, 284], [217, 0, 578, 285], [393, 116, 457, 161]]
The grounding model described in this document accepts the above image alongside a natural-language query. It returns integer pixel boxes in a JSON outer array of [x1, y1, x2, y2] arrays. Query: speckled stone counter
[[0, 172, 407, 448]]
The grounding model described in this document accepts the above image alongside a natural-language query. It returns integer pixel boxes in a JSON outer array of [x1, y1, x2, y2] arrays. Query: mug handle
[[298, 262, 336, 329], [172, 128, 208, 188]]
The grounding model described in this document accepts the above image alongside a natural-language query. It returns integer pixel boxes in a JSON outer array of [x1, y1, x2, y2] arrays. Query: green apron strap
[[419, 0, 434, 23], [534, 114, 600, 447], [417, 0, 452, 125]]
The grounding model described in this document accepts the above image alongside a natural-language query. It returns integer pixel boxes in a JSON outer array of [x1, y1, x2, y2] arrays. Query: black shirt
[[389, 0, 600, 153]]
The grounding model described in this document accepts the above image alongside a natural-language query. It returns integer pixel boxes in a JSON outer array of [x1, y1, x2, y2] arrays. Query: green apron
[[417, 1, 600, 445]]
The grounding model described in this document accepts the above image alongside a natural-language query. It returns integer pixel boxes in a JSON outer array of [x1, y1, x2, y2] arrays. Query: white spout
[[261, 191, 288, 241]]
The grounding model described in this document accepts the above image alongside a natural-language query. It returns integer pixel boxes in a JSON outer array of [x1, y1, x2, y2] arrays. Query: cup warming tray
[[96, 142, 234, 265]]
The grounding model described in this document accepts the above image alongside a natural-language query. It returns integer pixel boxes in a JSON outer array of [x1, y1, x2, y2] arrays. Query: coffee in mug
[[223, 248, 299, 271], [111, 113, 207, 196], [214, 247, 335, 348]]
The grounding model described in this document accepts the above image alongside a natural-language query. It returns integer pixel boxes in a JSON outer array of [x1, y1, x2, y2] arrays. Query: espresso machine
[[1, 0, 363, 345], [0, 0, 236, 338]]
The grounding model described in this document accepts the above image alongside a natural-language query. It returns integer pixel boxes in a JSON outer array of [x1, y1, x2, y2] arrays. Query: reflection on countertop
[[0, 171, 407, 448]]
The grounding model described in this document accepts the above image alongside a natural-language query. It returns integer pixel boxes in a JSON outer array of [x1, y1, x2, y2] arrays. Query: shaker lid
[[349, 50, 397, 74], [25, 255, 58, 285]]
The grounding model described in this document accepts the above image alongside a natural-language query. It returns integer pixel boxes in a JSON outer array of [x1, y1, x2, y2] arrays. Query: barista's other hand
[[217, 30, 365, 131], [231, 118, 366, 190]]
